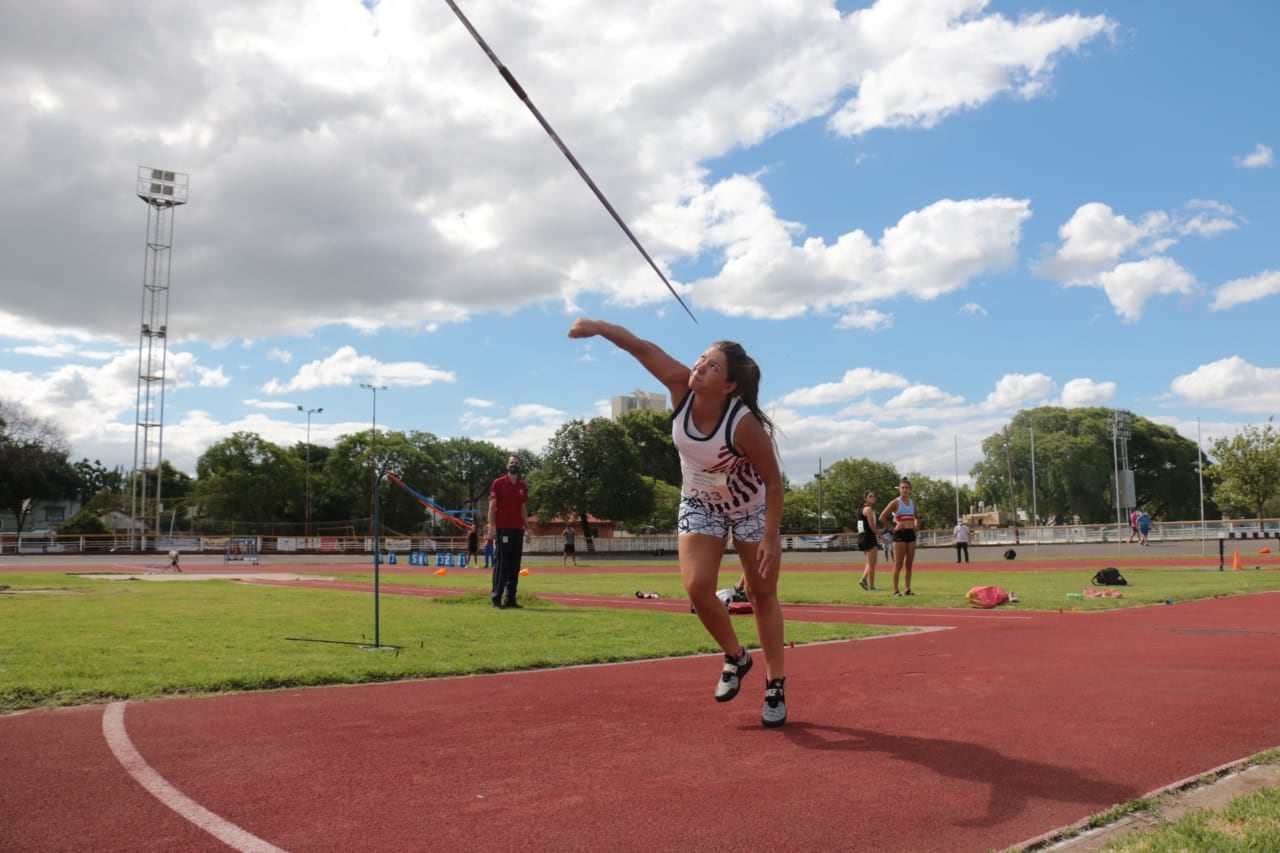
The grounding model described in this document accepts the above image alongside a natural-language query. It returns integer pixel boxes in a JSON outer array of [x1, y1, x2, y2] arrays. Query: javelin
[[441, 0, 698, 324]]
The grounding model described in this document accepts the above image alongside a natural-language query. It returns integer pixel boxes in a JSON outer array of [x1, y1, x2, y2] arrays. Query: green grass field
[[2, 563, 1279, 714]]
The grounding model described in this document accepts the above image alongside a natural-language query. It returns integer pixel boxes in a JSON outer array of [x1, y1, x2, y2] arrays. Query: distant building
[[611, 389, 667, 420]]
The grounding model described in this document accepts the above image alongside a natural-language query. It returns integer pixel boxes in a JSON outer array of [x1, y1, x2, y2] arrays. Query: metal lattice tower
[[131, 167, 188, 548], [1109, 408, 1133, 524]]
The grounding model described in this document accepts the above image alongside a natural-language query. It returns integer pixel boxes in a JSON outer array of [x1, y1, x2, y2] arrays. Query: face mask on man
[[507, 464, 521, 475]]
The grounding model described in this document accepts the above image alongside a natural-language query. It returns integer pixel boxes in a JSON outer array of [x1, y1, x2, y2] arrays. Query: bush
[[59, 511, 111, 536]]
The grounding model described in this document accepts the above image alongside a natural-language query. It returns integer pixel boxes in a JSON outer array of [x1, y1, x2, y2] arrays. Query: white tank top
[[671, 392, 766, 514]]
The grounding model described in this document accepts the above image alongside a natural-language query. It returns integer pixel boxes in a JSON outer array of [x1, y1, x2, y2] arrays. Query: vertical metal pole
[[1197, 417, 1206, 555], [815, 457, 823, 536], [953, 434, 960, 521], [1030, 424, 1038, 553]]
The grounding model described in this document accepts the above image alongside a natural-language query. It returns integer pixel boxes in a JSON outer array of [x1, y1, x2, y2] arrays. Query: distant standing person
[[880, 477, 918, 597], [488, 455, 529, 609], [483, 532, 495, 568], [953, 518, 971, 564], [1137, 509, 1152, 546], [855, 490, 881, 591], [168, 549, 182, 573], [466, 527, 480, 568], [568, 318, 787, 728], [562, 525, 578, 566], [1128, 509, 1140, 543]]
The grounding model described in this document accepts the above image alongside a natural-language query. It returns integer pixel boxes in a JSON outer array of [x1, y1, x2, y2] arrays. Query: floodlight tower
[[131, 167, 188, 549], [1109, 409, 1134, 526]]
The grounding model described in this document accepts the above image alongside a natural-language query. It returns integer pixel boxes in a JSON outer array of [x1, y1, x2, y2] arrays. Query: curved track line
[[102, 702, 285, 853]]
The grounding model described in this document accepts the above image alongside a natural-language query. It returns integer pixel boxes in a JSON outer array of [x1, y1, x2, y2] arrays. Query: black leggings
[[491, 529, 525, 604]]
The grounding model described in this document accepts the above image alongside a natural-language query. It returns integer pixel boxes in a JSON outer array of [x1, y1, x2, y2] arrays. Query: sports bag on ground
[[1092, 567, 1127, 586]]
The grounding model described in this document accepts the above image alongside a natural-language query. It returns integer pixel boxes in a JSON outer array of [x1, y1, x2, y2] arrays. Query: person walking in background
[[953, 518, 971, 563], [562, 525, 578, 566], [880, 477, 919, 597], [568, 318, 788, 728], [1137, 509, 1152, 546], [487, 455, 529, 609], [466, 526, 480, 568], [1128, 509, 1140, 543], [855, 490, 881, 591]]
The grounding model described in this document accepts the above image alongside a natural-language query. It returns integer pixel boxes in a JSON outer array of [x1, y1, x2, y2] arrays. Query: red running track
[[2, 578, 1280, 851]]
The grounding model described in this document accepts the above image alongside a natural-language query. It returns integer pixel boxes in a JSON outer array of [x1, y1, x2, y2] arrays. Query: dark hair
[[863, 490, 876, 503], [899, 477, 911, 486], [712, 340, 774, 435]]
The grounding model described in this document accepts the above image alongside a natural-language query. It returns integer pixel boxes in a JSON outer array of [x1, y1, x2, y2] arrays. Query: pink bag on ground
[[966, 585, 1011, 609]]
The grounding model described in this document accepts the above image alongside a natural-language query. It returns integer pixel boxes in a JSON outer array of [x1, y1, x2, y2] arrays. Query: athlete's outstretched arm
[[568, 318, 690, 405]]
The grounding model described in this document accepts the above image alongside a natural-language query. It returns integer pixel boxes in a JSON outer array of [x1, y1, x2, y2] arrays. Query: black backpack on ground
[[1092, 567, 1127, 586]]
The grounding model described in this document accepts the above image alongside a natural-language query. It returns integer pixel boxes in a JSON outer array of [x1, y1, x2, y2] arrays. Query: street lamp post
[[360, 383, 388, 537], [297, 405, 323, 542], [1004, 426, 1019, 545]]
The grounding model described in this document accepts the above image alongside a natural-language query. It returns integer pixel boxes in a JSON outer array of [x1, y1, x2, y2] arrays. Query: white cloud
[[1060, 378, 1115, 407], [959, 302, 987, 317], [829, 3, 1115, 135], [261, 345, 456, 393], [266, 348, 293, 364], [1097, 256, 1198, 322], [1170, 357, 1280, 414], [885, 385, 965, 410], [1036, 202, 1231, 319], [197, 366, 231, 387], [777, 367, 909, 407], [1236, 143, 1275, 168], [683, 187, 1031, 321], [836, 309, 894, 331], [984, 373, 1055, 410], [1210, 270, 1280, 311]]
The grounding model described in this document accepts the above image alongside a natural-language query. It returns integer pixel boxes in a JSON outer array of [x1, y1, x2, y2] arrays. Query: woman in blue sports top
[[568, 318, 787, 728], [879, 477, 918, 597]]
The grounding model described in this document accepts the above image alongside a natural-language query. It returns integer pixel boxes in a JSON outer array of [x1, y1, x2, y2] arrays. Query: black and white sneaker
[[714, 650, 753, 702], [761, 677, 787, 728]]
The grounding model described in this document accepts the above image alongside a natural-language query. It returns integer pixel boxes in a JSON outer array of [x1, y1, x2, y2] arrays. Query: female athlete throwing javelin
[[568, 319, 787, 727]]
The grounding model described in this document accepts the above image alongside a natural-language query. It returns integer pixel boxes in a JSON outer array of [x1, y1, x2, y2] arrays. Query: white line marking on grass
[[102, 702, 286, 853]]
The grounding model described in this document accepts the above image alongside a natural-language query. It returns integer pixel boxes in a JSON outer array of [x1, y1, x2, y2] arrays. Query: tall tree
[[817, 458, 902, 531], [527, 418, 652, 542], [71, 459, 128, 503], [616, 408, 680, 486], [1208, 420, 1280, 521], [193, 432, 303, 529], [0, 400, 78, 532], [972, 407, 1208, 525], [435, 437, 511, 515]]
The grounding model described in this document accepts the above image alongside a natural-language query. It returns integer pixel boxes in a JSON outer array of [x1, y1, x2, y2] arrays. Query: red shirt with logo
[[490, 475, 529, 529]]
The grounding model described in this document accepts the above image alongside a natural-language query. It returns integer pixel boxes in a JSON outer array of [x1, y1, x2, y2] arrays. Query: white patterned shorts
[[677, 497, 767, 542]]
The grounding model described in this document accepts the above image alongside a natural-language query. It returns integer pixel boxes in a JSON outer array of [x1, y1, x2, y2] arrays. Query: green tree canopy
[[194, 432, 303, 528], [616, 408, 680, 486], [528, 418, 652, 539], [971, 407, 1210, 525], [0, 400, 78, 532], [1208, 420, 1280, 520]]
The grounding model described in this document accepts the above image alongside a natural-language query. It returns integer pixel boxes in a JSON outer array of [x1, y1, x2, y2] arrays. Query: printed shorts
[[677, 497, 767, 543]]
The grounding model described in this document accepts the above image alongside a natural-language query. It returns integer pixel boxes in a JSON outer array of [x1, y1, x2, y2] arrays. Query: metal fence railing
[[2, 519, 1277, 557]]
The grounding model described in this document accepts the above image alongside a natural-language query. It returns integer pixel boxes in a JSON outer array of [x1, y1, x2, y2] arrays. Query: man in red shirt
[[488, 455, 530, 608]]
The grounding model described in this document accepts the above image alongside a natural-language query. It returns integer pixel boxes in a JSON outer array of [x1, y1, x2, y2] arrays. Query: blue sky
[[1, 0, 1276, 490]]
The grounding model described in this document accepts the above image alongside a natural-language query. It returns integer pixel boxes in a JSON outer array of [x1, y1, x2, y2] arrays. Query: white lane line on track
[[102, 702, 286, 853]]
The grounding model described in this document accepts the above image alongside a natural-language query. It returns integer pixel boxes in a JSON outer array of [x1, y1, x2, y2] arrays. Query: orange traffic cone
[[1232, 549, 1242, 571], [1259, 547, 1272, 555], [434, 567, 448, 576]]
